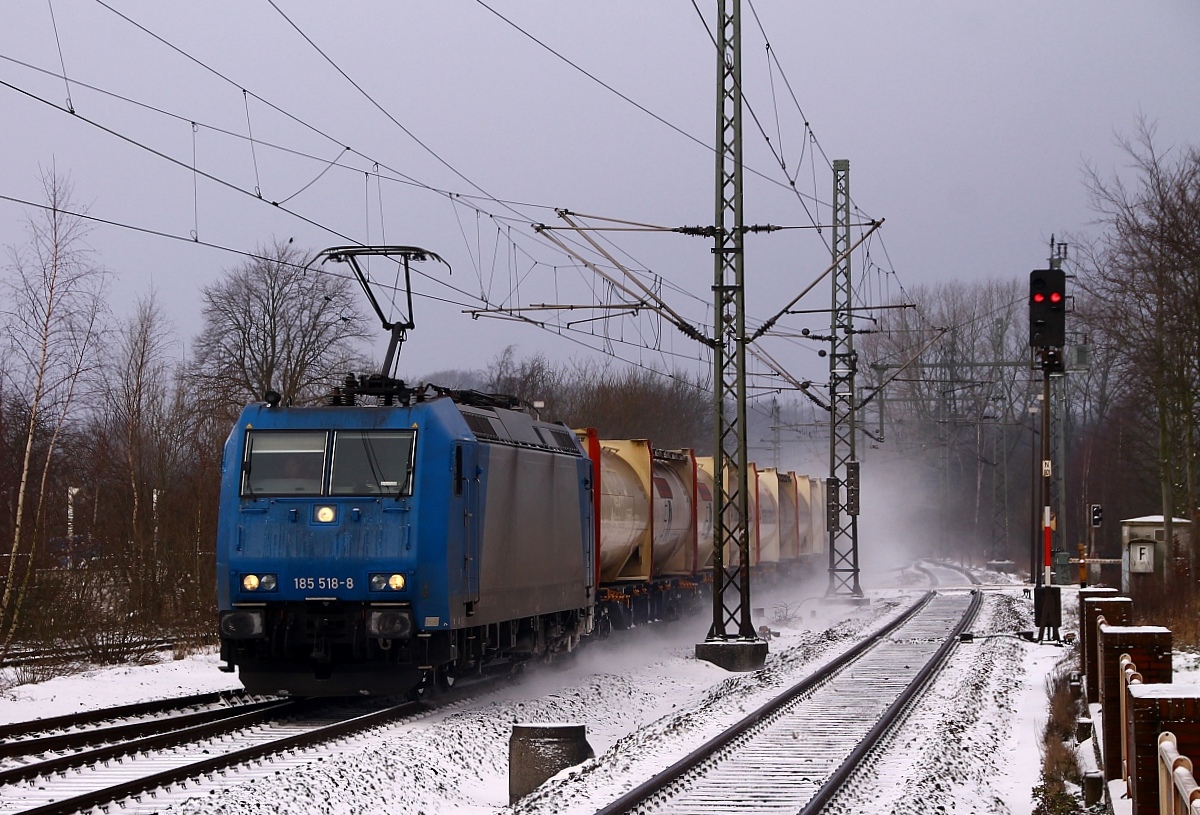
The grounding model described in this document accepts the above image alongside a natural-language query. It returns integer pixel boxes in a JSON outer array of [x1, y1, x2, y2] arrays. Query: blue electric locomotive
[[216, 246, 595, 696], [217, 379, 595, 696]]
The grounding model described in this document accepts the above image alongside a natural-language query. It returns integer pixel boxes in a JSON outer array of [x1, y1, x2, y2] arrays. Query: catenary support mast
[[697, 0, 766, 671], [826, 159, 864, 597]]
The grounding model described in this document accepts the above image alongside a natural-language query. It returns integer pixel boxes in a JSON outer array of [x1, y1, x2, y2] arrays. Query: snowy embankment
[[0, 580, 1069, 815]]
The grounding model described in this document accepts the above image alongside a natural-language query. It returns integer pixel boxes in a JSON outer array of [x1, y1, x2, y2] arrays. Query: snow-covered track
[[596, 589, 983, 814], [920, 559, 982, 586], [0, 696, 424, 815], [0, 689, 264, 748], [0, 697, 296, 784]]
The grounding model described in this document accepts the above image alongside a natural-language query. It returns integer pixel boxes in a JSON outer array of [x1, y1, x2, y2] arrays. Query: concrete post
[[509, 724, 594, 803]]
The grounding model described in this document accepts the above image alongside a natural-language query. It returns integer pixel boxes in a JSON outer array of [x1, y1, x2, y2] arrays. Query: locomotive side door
[[455, 442, 481, 614]]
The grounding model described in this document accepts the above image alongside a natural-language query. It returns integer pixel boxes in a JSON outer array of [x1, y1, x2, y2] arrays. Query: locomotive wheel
[[409, 667, 456, 699], [407, 676, 429, 701]]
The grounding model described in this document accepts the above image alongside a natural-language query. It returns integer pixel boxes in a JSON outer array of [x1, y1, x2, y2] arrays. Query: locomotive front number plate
[[293, 577, 355, 590]]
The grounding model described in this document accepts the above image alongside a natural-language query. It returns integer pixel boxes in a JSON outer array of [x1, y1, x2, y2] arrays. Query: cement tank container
[[595, 442, 649, 580], [795, 474, 813, 555], [697, 457, 759, 567], [808, 477, 827, 556], [656, 449, 703, 576], [776, 471, 800, 561], [694, 457, 716, 570], [581, 437, 699, 582], [757, 468, 781, 566], [649, 453, 693, 573], [746, 463, 760, 567]]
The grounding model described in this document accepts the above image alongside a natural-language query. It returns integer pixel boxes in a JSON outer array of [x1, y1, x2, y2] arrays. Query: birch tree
[[0, 169, 108, 654]]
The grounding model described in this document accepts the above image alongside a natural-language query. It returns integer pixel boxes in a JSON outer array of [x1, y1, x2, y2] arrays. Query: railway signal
[[845, 461, 860, 516], [1029, 268, 1066, 349], [1091, 504, 1103, 527], [1030, 245, 1069, 640]]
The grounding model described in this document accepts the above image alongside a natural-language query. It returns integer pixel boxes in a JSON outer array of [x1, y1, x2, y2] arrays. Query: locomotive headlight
[[314, 505, 337, 523], [241, 573, 278, 592], [369, 573, 407, 591]]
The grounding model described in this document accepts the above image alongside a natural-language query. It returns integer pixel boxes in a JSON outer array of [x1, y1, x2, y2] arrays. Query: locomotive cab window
[[330, 430, 416, 496], [241, 431, 327, 496]]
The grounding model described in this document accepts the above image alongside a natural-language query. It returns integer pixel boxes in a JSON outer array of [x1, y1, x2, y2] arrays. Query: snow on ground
[[0, 651, 243, 723], [0, 579, 1076, 814]]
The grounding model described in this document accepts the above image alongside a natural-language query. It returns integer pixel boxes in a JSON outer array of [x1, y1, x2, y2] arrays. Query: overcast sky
[[3, 2, 1198, 387]]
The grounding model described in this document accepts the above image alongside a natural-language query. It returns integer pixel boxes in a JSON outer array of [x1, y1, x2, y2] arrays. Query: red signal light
[[1049, 291, 1062, 304], [1032, 292, 1046, 303]]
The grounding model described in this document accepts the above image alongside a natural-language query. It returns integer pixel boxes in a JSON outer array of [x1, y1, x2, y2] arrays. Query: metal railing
[[1122, 653, 1144, 792], [1159, 732, 1200, 815]]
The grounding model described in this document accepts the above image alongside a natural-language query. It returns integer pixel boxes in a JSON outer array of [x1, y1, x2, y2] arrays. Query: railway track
[[0, 689, 263, 746], [916, 559, 982, 587], [595, 588, 983, 814], [0, 692, 425, 815]]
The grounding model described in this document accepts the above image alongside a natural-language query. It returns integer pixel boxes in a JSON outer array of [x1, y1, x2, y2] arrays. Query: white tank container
[[596, 447, 647, 578], [649, 461, 692, 571]]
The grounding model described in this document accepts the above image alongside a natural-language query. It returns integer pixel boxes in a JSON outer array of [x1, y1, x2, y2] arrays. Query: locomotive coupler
[[310, 618, 332, 663]]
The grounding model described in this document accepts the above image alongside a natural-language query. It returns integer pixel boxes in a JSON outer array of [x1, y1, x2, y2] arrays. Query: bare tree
[[188, 240, 370, 414], [482, 348, 712, 451], [0, 168, 108, 654], [562, 359, 712, 451], [1080, 121, 1200, 569], [104, 293, 175, 540]]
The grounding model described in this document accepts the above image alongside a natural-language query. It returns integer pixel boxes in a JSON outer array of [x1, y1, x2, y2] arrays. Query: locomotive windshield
[[240, 429, 416, 497], [241, 431, 327, 496], [330, 430, 415, 496]]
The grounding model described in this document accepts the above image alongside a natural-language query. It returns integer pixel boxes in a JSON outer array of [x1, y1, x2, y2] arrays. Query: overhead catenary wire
[[686, 0, 830, 242], [45, 0, 73, 112], [9, 3, 870, 397], [263, 0, 521, 223], [471, 0, 831, 214], [0, 53, 692, 353], [73, 5, 808, 344], [0, 188, 717, 384]]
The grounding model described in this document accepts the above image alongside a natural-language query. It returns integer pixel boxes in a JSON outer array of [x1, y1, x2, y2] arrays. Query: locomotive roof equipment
[[308, 245, 450, 378]]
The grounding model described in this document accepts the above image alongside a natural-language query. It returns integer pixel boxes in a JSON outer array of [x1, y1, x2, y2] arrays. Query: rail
[[0, 698, 300, 786], [13, 698, 423, 815], [0, 688, 254, 741], [802, 589, 983, 814], [923, 558, 982, 585], [1158, 732, 1200, 815], [594, 589, 982, 814]]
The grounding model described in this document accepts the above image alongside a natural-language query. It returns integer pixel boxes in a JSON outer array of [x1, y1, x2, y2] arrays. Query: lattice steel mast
[[826, 159, 863, 597], [697, 0, 765, 670]]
